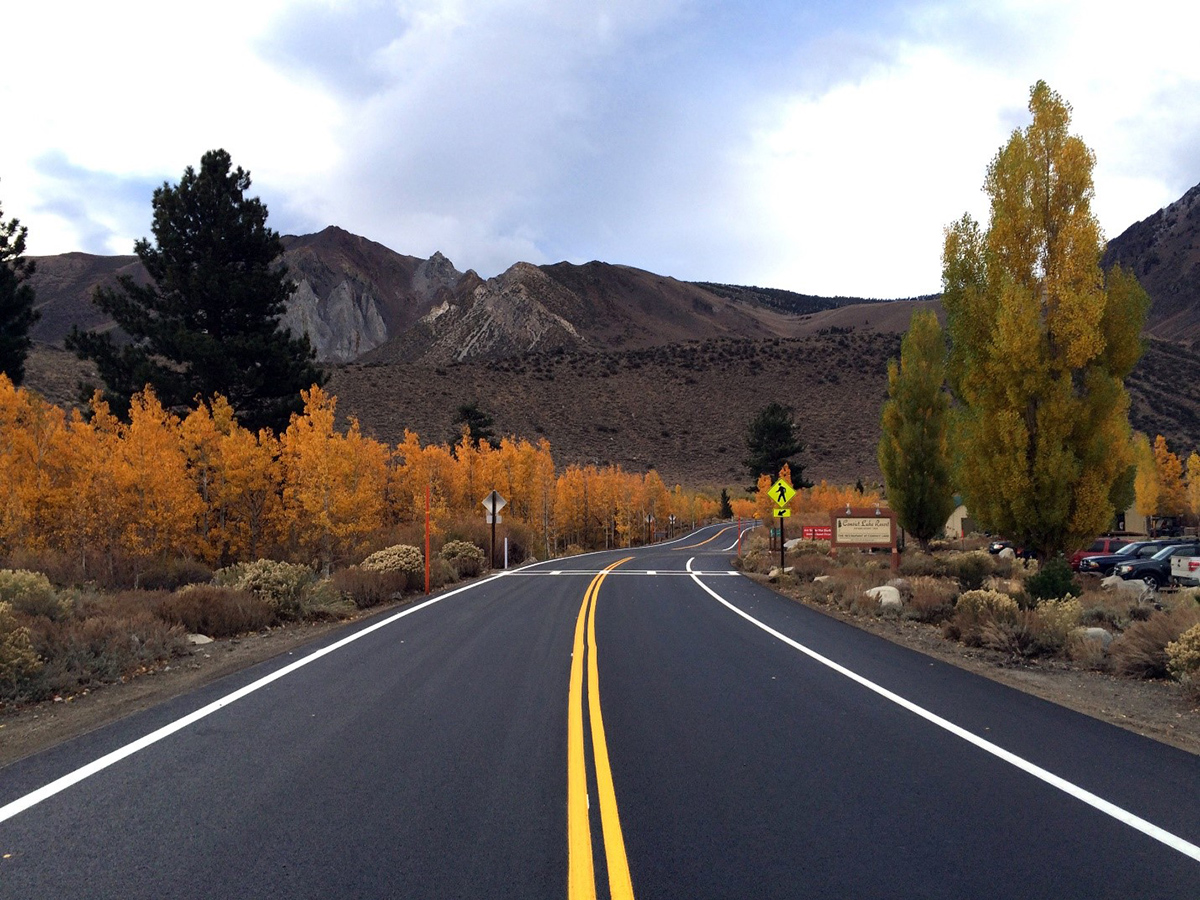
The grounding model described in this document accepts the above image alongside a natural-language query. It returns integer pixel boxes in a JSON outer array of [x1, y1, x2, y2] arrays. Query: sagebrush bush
[[298, 580, 356, 621], [428, 556, 457, 590], [1110, 606, 1200, 679], [158, 586, 273, 637], [331, 567, 409, 609], [945, 589, 1020, 646], [1024, 556, 1081, 603], [361, 545, 424, 576], [0, 569, 72, 621], [904, 577, 958, 624], [22, 609, 186, 699], [944, 552, 994, 591], [780, 553, 830, 580], [214, 560, 316, 621], [0, 601, 43, 698], [1028, 598, 1084, 655], [1166, 623, 1200, 682], [898, 552, 944, 578], [441, 540, 486, 578]]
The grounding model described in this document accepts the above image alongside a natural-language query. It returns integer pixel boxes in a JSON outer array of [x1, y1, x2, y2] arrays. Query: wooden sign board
[[829, 506, 899, 569]]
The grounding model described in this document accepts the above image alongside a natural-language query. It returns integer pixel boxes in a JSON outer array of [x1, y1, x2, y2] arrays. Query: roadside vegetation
[[0, 533, 499, 708], [736, 534, 1200, 702]]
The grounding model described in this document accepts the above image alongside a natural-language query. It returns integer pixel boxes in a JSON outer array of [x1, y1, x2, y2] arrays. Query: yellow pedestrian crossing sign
[[772, 509, 791, 517], [769, 479, 796, 507]]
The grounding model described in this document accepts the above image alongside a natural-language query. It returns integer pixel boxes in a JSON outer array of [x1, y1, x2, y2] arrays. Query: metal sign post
[[481, 490, 507, 569], [769, 478, 796, 572]]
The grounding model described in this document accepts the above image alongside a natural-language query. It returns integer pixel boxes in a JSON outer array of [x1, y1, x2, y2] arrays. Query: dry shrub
[[904, 577, 958, 624], [1028, 598, 1083, 655], [158, 586, 273, 637], [976, 615, 1035, 655], [898, 552, 943, 578], [428, 556, 457, 590], [1076, 589, 1126, 630], [361, 545, 424, 576], [741, 548, 775, 575], [1110, 605, 1200, 679], [298, 580, 356, 621], [138, 559, 213, 592], [331, 567, 409, 609], [23, 609, 186, 699], [1166, 624, 1200, 699], [820, 570, 889, 614], [1065, 630, 1109, 668], [943, 552, 995, 591], [0, 602, 42, 699], [944, 589, 1020, 646], [441, 540, 486, 578], [1, 548, 84, 588], [0, 569, 72, 621], [787, 553, 834, 579], [214, 560, 316, 621]]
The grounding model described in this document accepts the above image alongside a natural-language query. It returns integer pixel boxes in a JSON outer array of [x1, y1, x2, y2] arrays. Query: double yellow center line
[[568, 557, 636, 900]]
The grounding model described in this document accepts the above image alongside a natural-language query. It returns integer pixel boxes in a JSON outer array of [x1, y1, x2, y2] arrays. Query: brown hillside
[[331, 333, 901, 489], [1104, 182, 1200, 344], [22, 328, 1200, 493], [27, 252, 143, 344]]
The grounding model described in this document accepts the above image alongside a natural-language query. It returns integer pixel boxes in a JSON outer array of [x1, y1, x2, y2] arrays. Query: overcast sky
[[3, 0, 1198, 298]]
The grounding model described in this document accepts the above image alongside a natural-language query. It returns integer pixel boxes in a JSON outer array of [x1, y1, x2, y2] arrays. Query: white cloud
[[3, 0, 1199, 298]]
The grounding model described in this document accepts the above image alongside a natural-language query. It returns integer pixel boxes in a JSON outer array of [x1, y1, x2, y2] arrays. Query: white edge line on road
[[0, 573, 509, 826], [684, 557, 1200, 864]]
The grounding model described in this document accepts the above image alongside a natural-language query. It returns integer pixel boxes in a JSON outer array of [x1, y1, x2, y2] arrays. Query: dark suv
[[1069, 537, 1129, 570], [1076, 539, 1178, 576], [1113, 543, 1200, 588]]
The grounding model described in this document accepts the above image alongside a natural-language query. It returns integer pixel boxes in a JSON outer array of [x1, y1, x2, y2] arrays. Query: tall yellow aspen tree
[[942, 81, 1149, 559]]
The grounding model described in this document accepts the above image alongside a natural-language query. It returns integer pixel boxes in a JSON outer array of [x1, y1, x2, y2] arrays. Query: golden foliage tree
[[1152, 434, 1187, 518], [941, 81, 1148, 559], [1187, 452, 1200, 525], [1133, 433, 1160, 520], [281, 386, 388, 573]]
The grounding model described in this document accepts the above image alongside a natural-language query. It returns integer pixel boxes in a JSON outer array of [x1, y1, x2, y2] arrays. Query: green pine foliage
[[743, 401, 809, 489], [878, 310, 955, 550], [66, 149, 325, 433], [0, 189, 39, 386]]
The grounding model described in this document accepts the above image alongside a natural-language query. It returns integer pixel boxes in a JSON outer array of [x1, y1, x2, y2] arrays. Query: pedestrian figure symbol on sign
[[775, 483, 788, 504]]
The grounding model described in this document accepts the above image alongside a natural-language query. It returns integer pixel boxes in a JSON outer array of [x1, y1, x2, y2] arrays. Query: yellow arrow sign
[[769, 478, 796, 507], [772, 508, 791, 517]]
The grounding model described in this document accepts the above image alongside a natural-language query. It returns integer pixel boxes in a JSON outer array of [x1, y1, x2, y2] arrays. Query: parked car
[[1171, 553, 1200, 587], [1113, 542, 1200, 588], [1069, 537, 1130, 571], [1076, 539, 1178, 576], [986, 539, 1034, 559]]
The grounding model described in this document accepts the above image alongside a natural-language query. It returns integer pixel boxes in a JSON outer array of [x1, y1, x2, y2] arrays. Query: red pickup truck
[[1070, 537, 1130, 570]]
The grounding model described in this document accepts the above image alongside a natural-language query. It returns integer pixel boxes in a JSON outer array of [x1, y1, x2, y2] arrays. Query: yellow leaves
[[1133, 433, 1159, 518], [1152, 434, 1187, 517], [0, 378, 728, 566], [942, 81, 1147, 556]]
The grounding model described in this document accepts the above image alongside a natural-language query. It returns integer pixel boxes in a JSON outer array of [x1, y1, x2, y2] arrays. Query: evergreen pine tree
[[743, 401, 809, 490], [451, 400, 498, 448], [66, 149, 325, 433], [0, 188, 39, 386]]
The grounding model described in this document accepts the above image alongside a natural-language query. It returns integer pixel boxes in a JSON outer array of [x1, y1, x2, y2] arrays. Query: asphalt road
[[1, 523, 1198, 898]]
